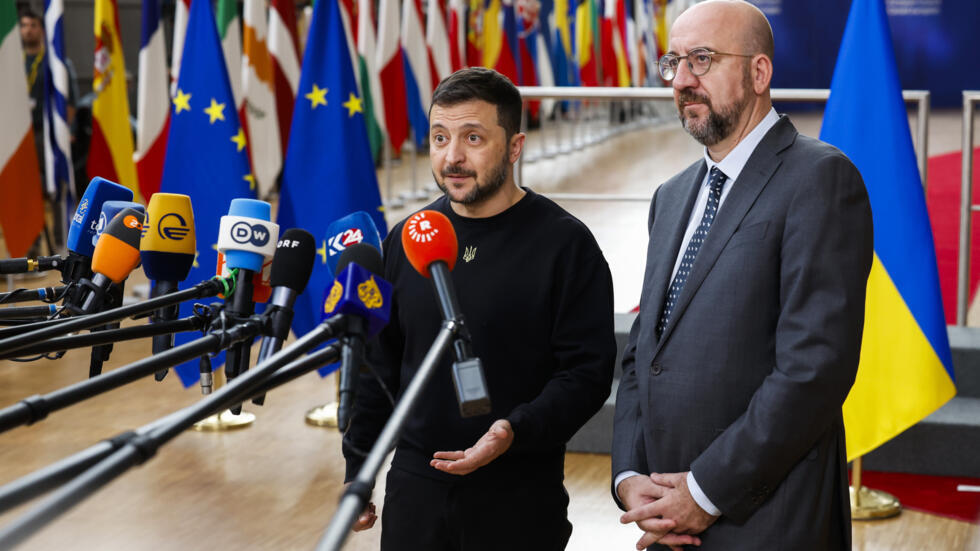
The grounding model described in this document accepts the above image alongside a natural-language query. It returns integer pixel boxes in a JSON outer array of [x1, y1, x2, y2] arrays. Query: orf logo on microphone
[[231, 221, 271, 247], [158, 213, 191, 240], [406, 212, 439, 243]]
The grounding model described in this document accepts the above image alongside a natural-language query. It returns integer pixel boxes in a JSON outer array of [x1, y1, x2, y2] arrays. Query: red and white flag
[[268, 0, 301, 156]]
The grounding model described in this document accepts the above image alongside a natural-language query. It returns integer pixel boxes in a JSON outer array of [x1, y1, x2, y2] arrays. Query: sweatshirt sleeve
[[506, 236, 617, 453]]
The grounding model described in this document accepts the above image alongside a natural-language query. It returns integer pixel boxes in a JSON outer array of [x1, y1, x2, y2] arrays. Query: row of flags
[[0, 0, 957, 468], [0, 0, 691, 260]]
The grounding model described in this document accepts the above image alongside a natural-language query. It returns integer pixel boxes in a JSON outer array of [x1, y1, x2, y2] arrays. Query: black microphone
[[251, 229, 317, 406], [401, 210, 491, 418], [331, 243, 386, 431]]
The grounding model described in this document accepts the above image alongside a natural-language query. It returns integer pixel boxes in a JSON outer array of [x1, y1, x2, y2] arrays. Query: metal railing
[[957, 91, 980, 325], [516, 86, 931, 202]]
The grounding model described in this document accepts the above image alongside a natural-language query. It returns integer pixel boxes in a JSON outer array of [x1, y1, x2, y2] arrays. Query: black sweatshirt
[[343, 189, 617, 486]]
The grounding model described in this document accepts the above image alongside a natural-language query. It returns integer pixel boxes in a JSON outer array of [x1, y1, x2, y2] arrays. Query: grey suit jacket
[[612, 116, 873, 550]]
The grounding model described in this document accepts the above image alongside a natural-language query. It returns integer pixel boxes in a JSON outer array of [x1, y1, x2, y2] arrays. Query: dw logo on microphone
[[158, 213, 191, 240], [231, 221, 271, 247]]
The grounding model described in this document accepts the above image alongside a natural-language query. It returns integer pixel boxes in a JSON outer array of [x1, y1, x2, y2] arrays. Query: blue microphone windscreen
[[228, 198, 271, 220], [321, 261, 392, 337], [322, 211, 382, 277], [222, 199, 274, 273], [94, 201, 145, 247], [67, 177, 134, 257]]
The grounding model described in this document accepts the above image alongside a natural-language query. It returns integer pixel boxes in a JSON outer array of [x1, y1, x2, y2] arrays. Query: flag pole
[[849, 456, 901, 519]]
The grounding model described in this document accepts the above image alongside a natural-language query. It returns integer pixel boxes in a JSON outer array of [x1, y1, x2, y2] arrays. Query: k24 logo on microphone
[[405, 213, 439, 243], [326, 227, 365, 257], [231, 221, 272, 247]]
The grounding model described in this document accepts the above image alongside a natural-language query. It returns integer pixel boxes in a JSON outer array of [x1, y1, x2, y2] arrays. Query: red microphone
[[401, 210, 491, 417]]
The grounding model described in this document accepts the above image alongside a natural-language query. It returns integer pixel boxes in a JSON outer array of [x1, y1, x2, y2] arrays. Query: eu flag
[[159, 0, 256, 387], [820, 0, 955, 459], [277, 0, 388, 345]]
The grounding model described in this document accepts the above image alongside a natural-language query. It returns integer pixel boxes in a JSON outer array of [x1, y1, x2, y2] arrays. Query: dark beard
[[434, 151, 510, 206], [676, 67, 753, 146]]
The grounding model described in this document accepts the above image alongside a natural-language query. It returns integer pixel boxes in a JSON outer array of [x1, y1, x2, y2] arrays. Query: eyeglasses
[[658, 48, 755, 81]]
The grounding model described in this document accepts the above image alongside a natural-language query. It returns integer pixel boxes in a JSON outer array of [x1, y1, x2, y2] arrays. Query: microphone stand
[[88, 281, 125, 377], [223, 268, 255, 415], [0, 316, 350, 549], [0, 305, 58, 320], [0, 342, 342, 517], [316, 320, 459, 551], [0, 275, 234, 357], [0, 316, 205, 361], [0, 286, 67, 304], [0, 310, 262, 435]]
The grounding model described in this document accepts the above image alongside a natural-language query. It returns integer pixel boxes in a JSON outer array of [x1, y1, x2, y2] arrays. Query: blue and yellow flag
[[159, 0, 256, 387], [820, 0, 955, 460], [277, 0, 388, 345]]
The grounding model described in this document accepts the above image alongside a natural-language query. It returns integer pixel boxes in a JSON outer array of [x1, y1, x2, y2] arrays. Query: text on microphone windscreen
[[270, 228, 317, 293]]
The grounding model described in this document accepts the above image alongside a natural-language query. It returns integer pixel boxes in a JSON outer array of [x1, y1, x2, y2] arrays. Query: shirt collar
[[702, 107, 779, 184]]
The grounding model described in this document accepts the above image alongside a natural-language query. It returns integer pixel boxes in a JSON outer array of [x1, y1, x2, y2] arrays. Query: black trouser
[[380, 467, 573, 551]]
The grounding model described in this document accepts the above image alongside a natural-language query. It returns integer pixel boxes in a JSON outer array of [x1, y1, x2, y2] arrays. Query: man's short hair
[[429, 67, 523, 139], [19, 7, 42, 24]]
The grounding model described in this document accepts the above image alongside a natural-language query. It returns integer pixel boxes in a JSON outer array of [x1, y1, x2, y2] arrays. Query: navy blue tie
[[657, 166, 727, 337]]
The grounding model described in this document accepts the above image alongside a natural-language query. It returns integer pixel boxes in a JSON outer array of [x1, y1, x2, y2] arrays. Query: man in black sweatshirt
[[342, 67, 617, 550]]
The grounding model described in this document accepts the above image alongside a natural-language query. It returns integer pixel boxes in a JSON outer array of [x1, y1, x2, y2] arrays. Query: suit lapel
[[654, 116, 797, 355], [643, 161, 706, 337]]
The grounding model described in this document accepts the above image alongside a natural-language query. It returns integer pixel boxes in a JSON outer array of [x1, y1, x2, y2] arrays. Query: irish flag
[[0, 1, 44, 257], [89, 0, 141, 200]]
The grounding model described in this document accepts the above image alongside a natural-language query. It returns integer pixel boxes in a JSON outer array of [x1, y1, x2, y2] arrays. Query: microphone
[[216, 199, 279, 405], [324, 243, 392, 431], [76, 208, 146, 314], [322, 211, 383, 277], [141, 193, 196, 380], [401, 210, 491, 418], [92, 201, 145, 248], [0, 256, 64, 276], [63, 178, 134, 302], [252, 229, 317, 405]]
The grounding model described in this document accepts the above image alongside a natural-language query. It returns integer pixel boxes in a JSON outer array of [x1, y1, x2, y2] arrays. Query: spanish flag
[[820, 0, 956, 460], [89, 0, 141, 201]]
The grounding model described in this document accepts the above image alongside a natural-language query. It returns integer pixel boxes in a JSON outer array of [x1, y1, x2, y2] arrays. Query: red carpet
[[926, 147, 980, 323], [852, 470, 980, 523]]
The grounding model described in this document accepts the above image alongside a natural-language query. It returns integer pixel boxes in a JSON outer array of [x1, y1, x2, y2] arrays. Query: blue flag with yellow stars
[[159, 0, 257, 387], [277, 0, 388, 347]]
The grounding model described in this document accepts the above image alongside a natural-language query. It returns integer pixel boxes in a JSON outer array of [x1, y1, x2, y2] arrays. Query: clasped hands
[[618, 472, 718, 550]]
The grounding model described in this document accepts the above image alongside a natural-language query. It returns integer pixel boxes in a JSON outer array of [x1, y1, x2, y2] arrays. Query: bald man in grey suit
[[611, 2, 874, 549]]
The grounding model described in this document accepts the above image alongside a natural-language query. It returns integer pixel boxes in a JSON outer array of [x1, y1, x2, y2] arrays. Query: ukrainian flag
[[820, 0, 956, 460]]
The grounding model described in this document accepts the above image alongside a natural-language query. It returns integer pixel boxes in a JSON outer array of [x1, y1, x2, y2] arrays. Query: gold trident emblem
[[463, 246, 477, 263], [358, 276, 384, 309], [324, 280, 343, 313]]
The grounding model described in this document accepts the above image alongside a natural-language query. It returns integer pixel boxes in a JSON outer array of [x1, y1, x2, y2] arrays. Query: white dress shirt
[[615, 108, 780, 517]]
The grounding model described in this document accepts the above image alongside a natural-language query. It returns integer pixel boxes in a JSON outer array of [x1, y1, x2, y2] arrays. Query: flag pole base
[[849, 486, 901, 520], [305, 402, 338, 428], [191, 410, 256, 431]]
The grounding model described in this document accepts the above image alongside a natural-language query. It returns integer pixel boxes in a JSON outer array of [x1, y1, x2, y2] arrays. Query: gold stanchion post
[[192, 366, 256, 431], [850, 456, 901, 519], [305, 371, 339, 428]]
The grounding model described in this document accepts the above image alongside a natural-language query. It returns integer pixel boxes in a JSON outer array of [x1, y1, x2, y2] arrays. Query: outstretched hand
[[430, 419, 514, 475]]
